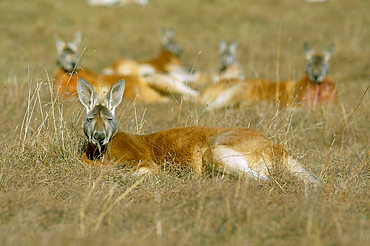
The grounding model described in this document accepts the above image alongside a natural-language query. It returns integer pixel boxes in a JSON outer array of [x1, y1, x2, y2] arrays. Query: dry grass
[[0, 0, 369, 245]]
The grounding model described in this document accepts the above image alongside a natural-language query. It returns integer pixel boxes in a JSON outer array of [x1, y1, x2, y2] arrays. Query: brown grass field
[[0, 0, 369, 245]]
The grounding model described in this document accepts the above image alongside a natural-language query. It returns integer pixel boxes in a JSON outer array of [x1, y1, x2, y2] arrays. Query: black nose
[[93, 132, 106, 144]]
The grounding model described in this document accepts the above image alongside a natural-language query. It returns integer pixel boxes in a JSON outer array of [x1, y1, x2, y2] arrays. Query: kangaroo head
[[159, 28, 183, 57], [218, 41, 239, 71], [54, 31, 82, 71], [78, 78, 125, 148], [304, 42, 335, 84]]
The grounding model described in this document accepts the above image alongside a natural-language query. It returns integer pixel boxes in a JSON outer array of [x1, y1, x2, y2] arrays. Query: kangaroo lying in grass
[[78, 77, 321, 187], [200, 42, 338, 111], [53, 31, 197, 102]]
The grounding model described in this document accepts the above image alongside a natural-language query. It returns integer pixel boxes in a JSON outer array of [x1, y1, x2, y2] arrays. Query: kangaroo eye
[[87, 117, 93, 122], [107, 118, 113, 121]]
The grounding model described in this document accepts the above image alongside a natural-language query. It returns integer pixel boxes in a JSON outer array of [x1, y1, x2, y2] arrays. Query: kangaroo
[[103, 28, 185, 76], [217, 40, 244, 81], [190, 40, 245, 91], [202, 43, 338, 111], [102, 28, 200, 98], [53, 31, 169, 102], [78, 78, 321, 186], [196, 40, 245, 102]]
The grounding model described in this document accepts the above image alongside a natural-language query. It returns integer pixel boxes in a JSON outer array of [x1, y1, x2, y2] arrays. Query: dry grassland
[[0, 0, 369, 245]]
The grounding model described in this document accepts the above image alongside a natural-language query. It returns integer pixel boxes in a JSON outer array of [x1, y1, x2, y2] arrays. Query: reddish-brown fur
[[53, 67, 168, 103], [142, 49, 182, 72], [243, 74, 337, 106], [200, 75, 338, 111], [53, 31, 168, 102], [82, 126, 286, 173], [200, 43, 338, 110], [106, 50, 182, 75], [78, 78, 321, 186], [103, 28, 184, 76]]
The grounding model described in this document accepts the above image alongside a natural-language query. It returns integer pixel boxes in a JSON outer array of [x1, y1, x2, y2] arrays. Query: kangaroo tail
[[286, 156, 322, 186]]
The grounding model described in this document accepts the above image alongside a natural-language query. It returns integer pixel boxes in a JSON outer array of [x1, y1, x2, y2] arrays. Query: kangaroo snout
[[312, 73, 320, 83], [92, 131, 107, 146]]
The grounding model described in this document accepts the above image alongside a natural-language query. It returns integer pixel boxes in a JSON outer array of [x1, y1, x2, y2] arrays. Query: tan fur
[[103, 50, 182, 76], [103, 29, 183, 76], [102, 29, 199, 98], [201, 75, 338, 110], [200, 43, 338, 110], [78, 78, 321, 186], [53, 31, 168, 103], [53, 67, 168, 103]]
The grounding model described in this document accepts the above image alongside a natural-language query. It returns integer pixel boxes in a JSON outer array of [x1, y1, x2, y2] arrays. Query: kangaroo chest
[[299, 77, 336, 104]]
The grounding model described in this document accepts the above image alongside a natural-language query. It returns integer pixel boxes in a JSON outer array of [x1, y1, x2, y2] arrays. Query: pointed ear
[[159, 28, 174, 44], [104, 80, 126, 113], [218, 40, 227, 54], [69, 31, 82, 51], [54, 33, 66, 53], [303, 42, 315, 60], [324, 43, 335, 61], [165, 28, 175, 39], [77, 78, 97, 111], [229, 41, 239, 55]]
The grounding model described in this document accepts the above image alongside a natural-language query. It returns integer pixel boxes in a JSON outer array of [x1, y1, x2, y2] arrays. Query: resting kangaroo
[[102, 28, 199, 97], [201, 43, 338, 111], [78, 78, 321, 186], [103, 28, 185, 76], [53, 31, 192, 102], [217, 40, 244, 81]]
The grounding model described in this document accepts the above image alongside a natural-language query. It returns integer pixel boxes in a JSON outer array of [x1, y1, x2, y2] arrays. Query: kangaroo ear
[[303, 42, 315, 60], [229, 41, 239, 55], [78, 78, 97, 111], [54, 33, 66, 53], [159, 28, 174, 44], [105, 80, 126, 113], [69, 31, 82, 51], [218, 40, 227, 54], [164, 28, 175, 39], [324, 43, 335, 61]]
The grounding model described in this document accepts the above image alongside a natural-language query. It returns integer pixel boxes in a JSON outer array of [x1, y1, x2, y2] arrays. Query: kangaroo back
[[103, 28, 183, 76]]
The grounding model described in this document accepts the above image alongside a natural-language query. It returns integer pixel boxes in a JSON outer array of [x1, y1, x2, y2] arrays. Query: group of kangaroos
[[53, 29, 339, 188]]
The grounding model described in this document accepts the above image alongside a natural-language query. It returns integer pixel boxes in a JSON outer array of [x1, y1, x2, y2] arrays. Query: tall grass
[[0, 0, 369, 245]]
